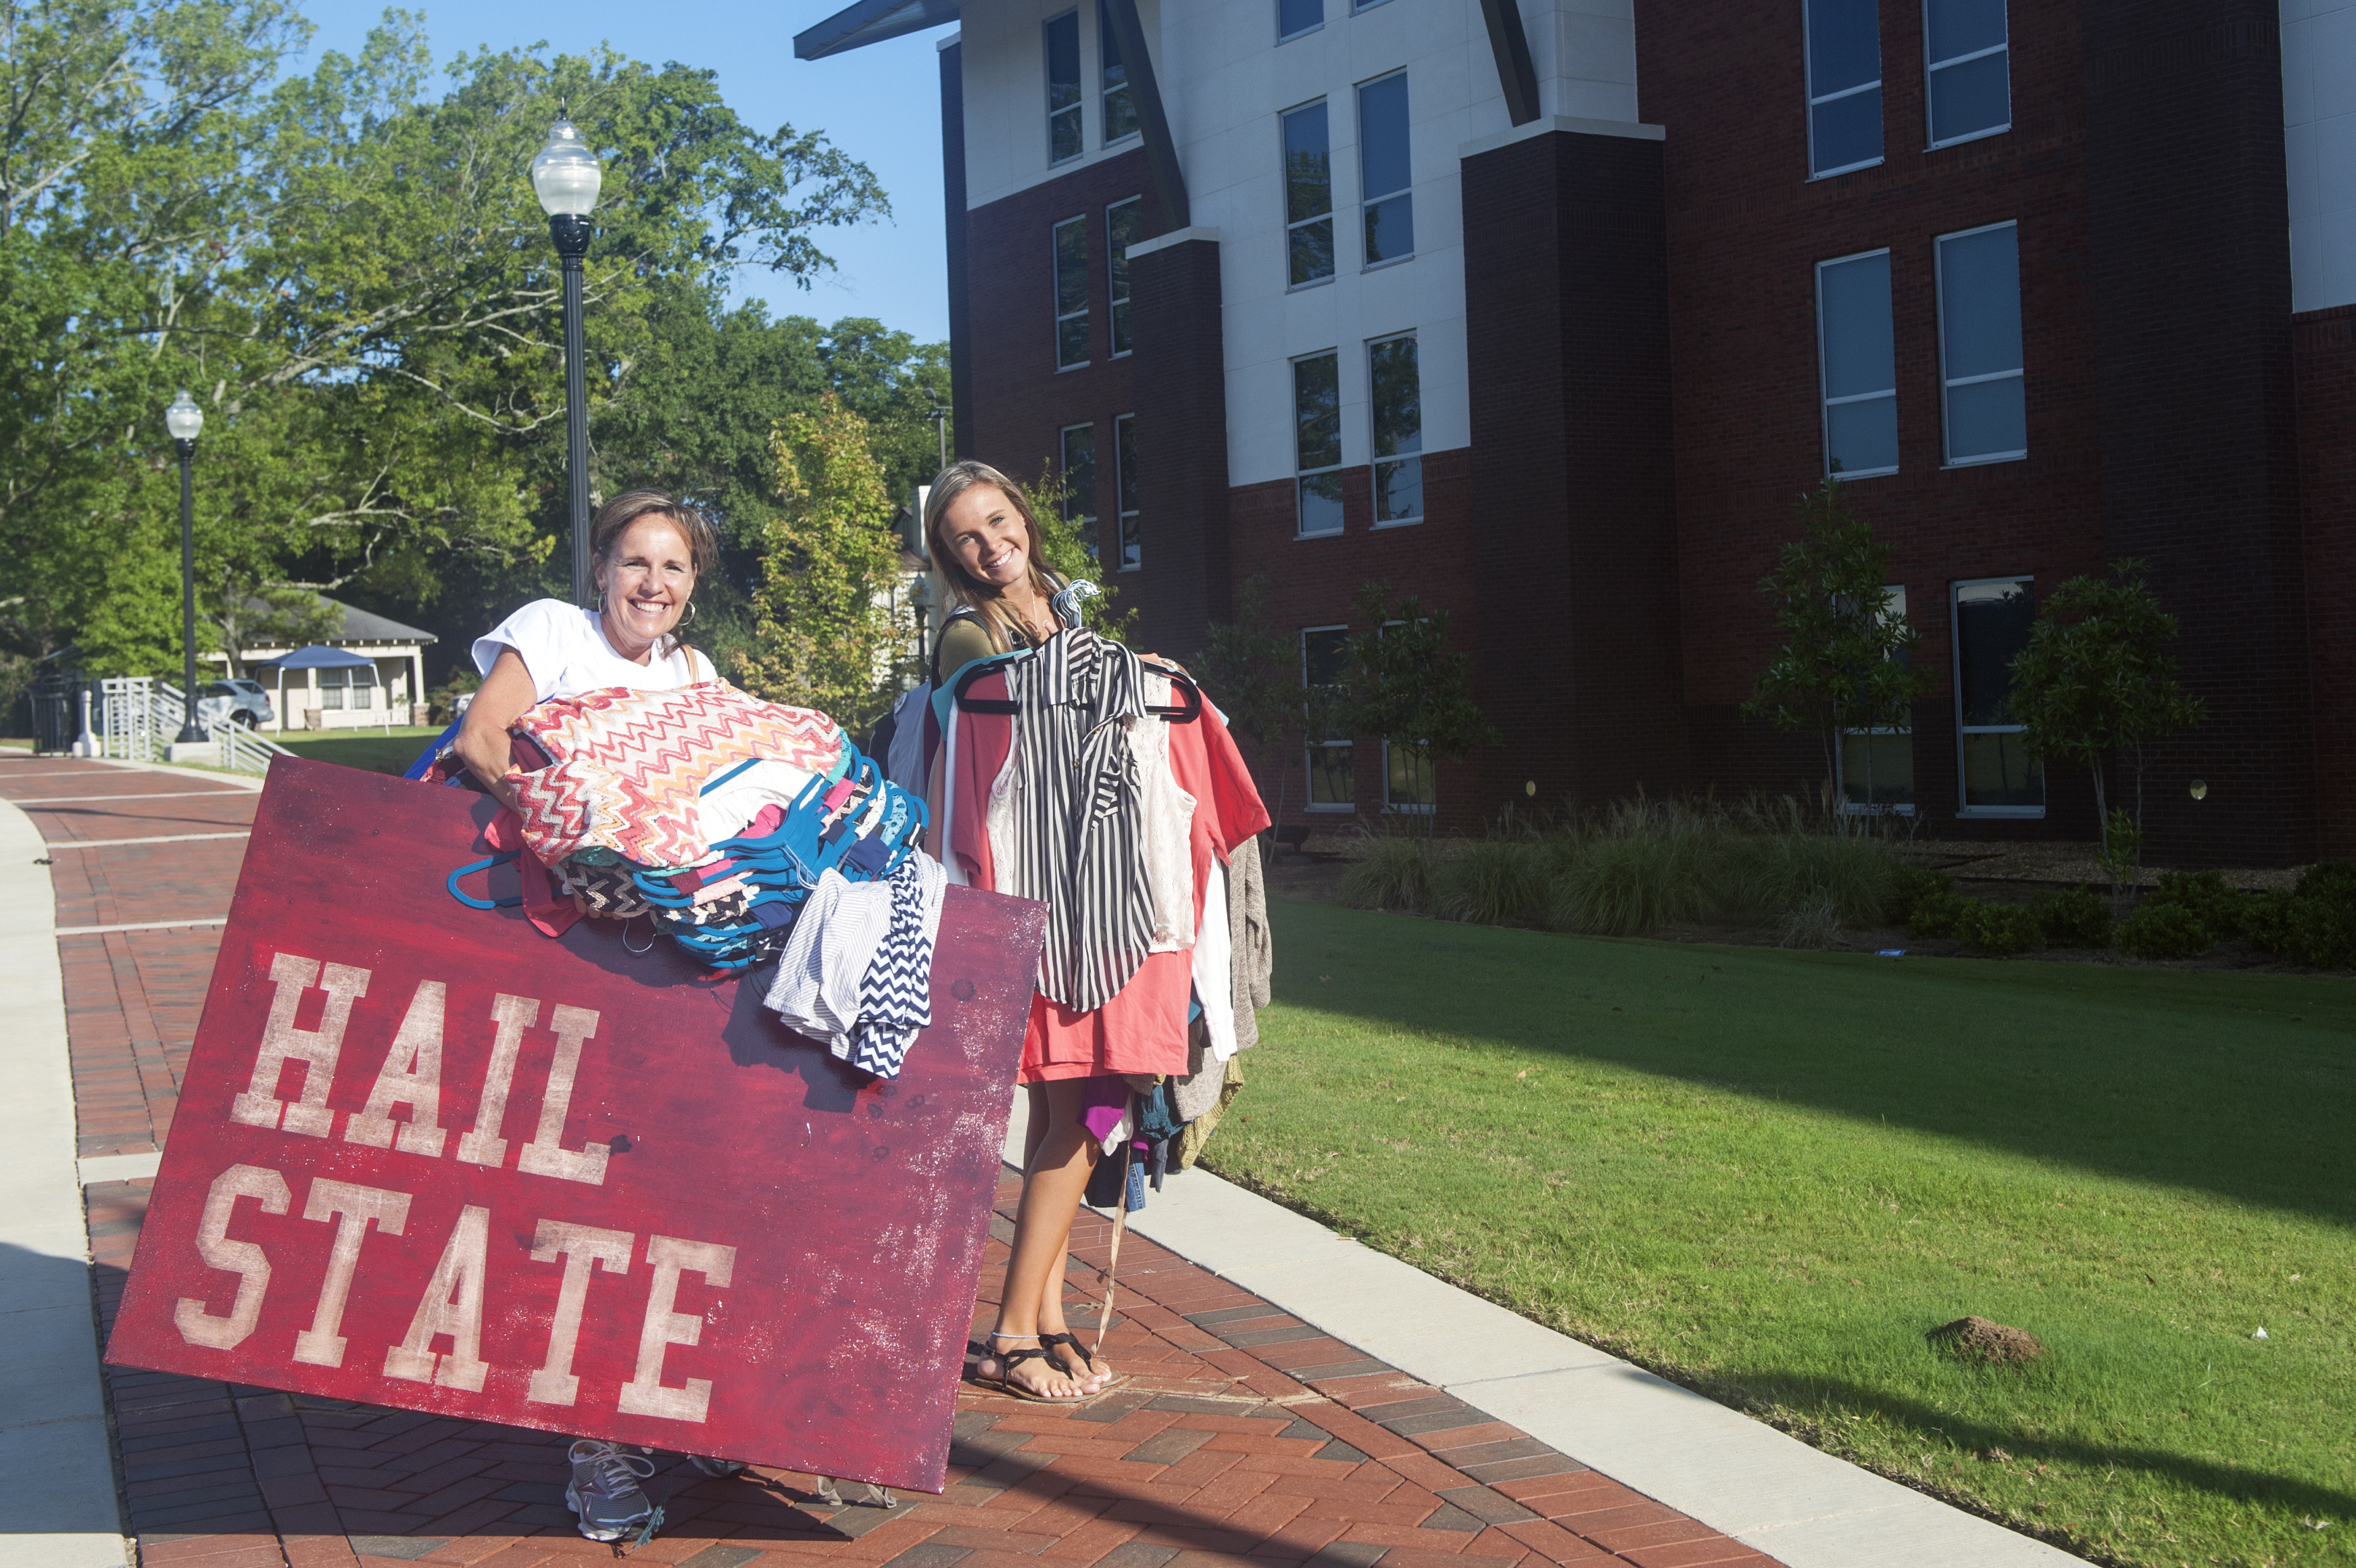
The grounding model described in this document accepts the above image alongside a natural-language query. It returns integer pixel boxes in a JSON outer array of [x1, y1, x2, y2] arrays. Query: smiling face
[[595, 514, 697, 660], [937, 483, 1033, 592]]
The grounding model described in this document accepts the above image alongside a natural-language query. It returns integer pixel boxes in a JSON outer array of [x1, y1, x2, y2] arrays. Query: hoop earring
[[682, 599, 697, 624]]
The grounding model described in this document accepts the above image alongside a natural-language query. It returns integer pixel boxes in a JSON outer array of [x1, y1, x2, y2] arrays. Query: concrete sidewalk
[[3, 755, 2081, 1568]]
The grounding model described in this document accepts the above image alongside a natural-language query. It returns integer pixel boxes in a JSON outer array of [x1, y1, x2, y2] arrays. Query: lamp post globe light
[[531, 117, 602, 608], [165, 390, 207, 747]]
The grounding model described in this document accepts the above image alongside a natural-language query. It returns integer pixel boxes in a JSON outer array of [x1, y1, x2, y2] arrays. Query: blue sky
[[292, 1, 958, 343]]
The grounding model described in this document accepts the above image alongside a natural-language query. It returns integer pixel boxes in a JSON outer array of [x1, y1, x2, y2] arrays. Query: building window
[[1106, 197, 1140, 357], [1936, 220, 2025, 464], [1281, 100, 1333, 288], [1302, 627, 1352, 810], [1292, 351, 1344, 537], [1815, 248, 1898, 478], [1054, 214, 1090, 370], [1838, 586, 1915, 814], [1114, 413, 1140, 570], [1278, 0, 1320, 41], [1357, 72, 1414, 267], [318, 669, 344, 711], [1098, 0, 1138, 144], [1952, 577, 2044, 815], [1805, 0, 1883, 176], [1061, 422, 1098, 564], [1368, 333, 1422, 526], [1046, 12, 1082, 164], [1925, 0, 2009, 147], [317, 666, 375, 712]]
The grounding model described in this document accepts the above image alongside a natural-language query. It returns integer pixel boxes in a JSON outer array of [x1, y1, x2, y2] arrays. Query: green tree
[[1340, 581, 1497, 835], [1198, 574, 1304, 837], [1023, 460, 1134, 643], [733, 394, 904, 730], [1743, 479, 1934, 810], [2009, 559, 2205, 898], [0, 5, 889, 675]]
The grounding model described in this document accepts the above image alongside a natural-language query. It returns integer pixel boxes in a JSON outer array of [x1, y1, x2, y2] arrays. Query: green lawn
[[1207, 900, 2355, 1568], [271, 726, 444, 777]]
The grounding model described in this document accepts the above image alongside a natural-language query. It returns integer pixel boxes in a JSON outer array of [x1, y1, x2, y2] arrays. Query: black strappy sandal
[[1040, 1331, 1127, 1393], [978, 1341, 1090, 1403]]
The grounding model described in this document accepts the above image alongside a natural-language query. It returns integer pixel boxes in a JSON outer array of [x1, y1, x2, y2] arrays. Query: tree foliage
[[1198, 574, 1306, 831], [2010, 559, 2204, 887], [1340, 581, 1497, 831], [0, 0, 893, 676], [1744, 479, 1934, 801], [733, 394, 906, 732]]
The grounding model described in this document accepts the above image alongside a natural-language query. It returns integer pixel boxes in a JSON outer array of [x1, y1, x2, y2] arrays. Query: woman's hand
[[453, 649, 537, 812]]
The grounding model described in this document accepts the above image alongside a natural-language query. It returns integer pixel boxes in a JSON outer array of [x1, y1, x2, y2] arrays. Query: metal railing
[[95, 676, 294, 775]]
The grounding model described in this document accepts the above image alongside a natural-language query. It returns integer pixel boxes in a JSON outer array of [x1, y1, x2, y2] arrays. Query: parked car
[[198, 679, 275, 730]]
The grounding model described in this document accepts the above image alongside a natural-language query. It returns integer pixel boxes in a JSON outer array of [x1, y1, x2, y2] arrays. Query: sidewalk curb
[[1003, 1106, 2082, 1568], [0, 775, 134, 1567]]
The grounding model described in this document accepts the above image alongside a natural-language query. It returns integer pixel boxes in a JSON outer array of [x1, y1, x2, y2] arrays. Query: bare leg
[[980, 1078, 1102, 1398]]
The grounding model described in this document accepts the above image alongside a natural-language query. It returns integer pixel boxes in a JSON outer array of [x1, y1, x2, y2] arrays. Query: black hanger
[[1139, 660, 1202, 723], [954, 650, 1201, 722]]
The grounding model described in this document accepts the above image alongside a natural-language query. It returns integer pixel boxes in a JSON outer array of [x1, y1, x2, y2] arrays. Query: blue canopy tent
[[259, 645, 386, 735]]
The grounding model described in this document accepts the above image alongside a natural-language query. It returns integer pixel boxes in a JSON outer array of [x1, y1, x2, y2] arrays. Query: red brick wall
[[1638, 0, 2111, 839], [1227, 447, 1485, 834], [2298, 303, 2356, 860], [964, 150, 1163, 585]]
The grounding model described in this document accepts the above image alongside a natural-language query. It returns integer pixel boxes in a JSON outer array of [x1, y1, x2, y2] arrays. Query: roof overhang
[[795, 0, 961, 59]]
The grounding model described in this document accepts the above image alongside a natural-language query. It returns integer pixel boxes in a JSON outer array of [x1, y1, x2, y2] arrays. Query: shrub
[[2031, 886, 2113, 949], [2240, 866, 2356, 969], [1884, 864, 1953, 927], [2116, 900, 2213, 960], [1713, 829, 1896, 931], [1959, 900, 2042, 956], [1908, 888, 1971, 940], [1434, 837, 1548, 926], [1340, 833, 1440, 913], [1777, 897, 1844, 950], [2149, 870, 2247, 939]]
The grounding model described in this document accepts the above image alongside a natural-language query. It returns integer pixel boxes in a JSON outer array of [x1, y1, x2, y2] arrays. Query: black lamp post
[[531, 118, 604, 608], [165, 390, 207, 745]]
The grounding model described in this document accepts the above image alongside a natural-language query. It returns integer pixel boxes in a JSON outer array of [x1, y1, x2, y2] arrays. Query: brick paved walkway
[[15, 756, 1782, 1568]]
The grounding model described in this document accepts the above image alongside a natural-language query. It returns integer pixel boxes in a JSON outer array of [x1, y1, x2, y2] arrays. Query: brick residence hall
[[797, 0, 2356, 866]]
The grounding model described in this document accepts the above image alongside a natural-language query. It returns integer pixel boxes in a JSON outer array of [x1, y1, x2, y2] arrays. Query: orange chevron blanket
[[507, 681, 846, 870]]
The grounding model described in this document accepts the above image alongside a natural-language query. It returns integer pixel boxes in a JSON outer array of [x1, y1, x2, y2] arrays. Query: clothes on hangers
[[508, 682, 845, 870], [995, 631, 1157, 1014], [764, 867, 898, 1052], [1137, 672, 1199, 952], [1228, 837, 1273, 1051], [844, 848, 947, 1079]]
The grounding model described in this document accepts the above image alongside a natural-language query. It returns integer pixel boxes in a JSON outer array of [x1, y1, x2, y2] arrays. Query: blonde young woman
[[923, 461, 1121, 1404]]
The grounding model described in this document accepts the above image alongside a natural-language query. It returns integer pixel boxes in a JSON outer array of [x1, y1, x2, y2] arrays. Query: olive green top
[[931, 591, 1063, 685]]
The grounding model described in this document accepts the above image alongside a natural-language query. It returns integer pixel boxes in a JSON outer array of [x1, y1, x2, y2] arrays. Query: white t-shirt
[[472, 598, 712, 704]]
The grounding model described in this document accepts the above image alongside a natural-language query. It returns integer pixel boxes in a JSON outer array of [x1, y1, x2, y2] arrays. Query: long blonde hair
[[923, 460, 1066, 654]]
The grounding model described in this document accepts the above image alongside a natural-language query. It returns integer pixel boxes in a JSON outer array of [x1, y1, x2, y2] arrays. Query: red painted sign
[[106, 758, 1041, 1492]]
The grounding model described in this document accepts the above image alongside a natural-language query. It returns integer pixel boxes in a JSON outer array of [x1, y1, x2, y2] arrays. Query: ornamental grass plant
[[1341, 795, 1905, 939]]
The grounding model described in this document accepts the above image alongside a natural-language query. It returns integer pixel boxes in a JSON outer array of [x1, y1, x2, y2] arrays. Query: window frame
[[1803, 0, 1886, 179], [1949, 574, 2046, 818], [1836, 585, 1917, 816], [1052, 213, 1091, 372], [1280, 98, 1335, 292], [1276, 0, 1322, 43], [1060, 421, 1099, 565], [1292, 349, 1346, 539], [1356, 70, 1415, 272], [1114, 412, 1140, 571], [1098, 0, 1139, 147], [1922, 0, 2011, 151], [1934, 218, 2027, 467], [1367, 330, 1423, 529], [1815, 245, 1900, 481], [1106, 196, 1141, 357], [1300, 624, 1354, 812], [1044, 10, 1083, 166]]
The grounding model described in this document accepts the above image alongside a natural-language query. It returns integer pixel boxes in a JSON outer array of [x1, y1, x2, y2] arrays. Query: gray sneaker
[[566, 1440, 656, 1542], [688, 1454, 747, 1478]]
